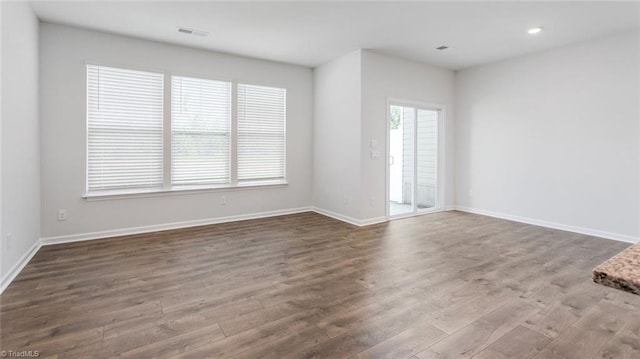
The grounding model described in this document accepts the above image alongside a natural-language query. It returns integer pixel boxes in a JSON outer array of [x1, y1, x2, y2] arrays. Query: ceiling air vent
[[177, 27, 209, 37]]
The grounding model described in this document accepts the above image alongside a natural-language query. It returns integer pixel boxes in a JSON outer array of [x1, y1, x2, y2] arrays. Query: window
[[87, 65, 164, 192], [172, 76, 232, 185], [86, 64, 287, 196], [238, 84, 286, 182]]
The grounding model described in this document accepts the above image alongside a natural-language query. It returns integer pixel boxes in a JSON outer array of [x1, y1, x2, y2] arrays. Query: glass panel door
[[389, 105, 414, 216], [416, 109, 438, 211], [388, 104, 440, 217]]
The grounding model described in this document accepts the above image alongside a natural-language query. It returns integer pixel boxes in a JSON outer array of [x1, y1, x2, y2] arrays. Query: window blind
[[171, 76, 232, 185], [237, 84, 286, 181], [87, 65, 164, 192]]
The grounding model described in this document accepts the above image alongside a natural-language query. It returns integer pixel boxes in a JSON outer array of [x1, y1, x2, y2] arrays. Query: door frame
[[385, 98, 446, 220]]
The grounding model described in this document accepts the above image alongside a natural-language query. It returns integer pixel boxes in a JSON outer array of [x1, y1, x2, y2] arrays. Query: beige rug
[[593, 241, 640, 295]]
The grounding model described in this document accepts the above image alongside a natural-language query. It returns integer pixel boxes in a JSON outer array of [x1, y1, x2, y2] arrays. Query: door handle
[[389, 155, 395, 166]]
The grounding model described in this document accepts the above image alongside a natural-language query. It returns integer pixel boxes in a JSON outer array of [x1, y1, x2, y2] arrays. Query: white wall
[[40, 23, 313, 240], [361, 50, 455, 220], [456, 31, 640, 241], [1, 2, 41, 284], [312, 50, 362, 221]]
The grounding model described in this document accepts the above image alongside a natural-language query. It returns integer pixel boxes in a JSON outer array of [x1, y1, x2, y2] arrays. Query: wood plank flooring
[[1, 211, 639, 358]]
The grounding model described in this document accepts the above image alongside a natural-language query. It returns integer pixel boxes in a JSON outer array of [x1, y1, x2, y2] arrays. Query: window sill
[[83, 180, 288, 201]]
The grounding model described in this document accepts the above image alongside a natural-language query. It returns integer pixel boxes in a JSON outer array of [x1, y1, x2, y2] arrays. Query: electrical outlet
[[369, 196, 375, 207], [221, 196, 227, 205], [57, 209, 67, 221], [468, 189, 473, 198], [343, 195, 349, 205]]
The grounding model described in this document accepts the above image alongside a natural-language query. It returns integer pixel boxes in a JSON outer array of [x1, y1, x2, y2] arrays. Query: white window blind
[[171, 76, 232, 185], [87, 65, 164, 192], [237, 84, 286, 181]]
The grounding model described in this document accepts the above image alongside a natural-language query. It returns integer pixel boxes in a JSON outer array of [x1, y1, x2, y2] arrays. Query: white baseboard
[[310, 207, 361, 226], [40, 207, 313, 246], [0, 240, 41, 295], [5, 204, 634, 295], [310, 207, 387, 227], [359, 216, 388, 226], [455, 206, 639, 244]]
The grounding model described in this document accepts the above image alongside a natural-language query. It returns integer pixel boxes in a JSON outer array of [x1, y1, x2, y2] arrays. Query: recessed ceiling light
[[527, 27, 544, 35], [177, 27, 209, 37], [436, 45, 449, 51]]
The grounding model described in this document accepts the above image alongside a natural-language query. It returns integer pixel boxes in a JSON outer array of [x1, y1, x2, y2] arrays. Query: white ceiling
[[29, 1, 640, 70]]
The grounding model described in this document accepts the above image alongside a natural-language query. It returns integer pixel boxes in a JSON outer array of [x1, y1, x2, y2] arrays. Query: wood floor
[[1, 211, 639, 358]]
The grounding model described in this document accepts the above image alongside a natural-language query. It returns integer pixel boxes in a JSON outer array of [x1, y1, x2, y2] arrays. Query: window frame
[[84, 64, 288, 200]]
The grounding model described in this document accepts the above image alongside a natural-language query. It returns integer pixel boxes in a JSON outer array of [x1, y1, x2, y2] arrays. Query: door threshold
[[387, 207, 445, 221]]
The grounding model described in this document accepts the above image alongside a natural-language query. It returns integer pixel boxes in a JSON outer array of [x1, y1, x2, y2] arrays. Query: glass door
[[388, 103, 440, 217]]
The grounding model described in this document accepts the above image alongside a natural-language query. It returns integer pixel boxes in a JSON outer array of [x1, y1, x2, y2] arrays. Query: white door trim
[[386, 98, 446, 220]]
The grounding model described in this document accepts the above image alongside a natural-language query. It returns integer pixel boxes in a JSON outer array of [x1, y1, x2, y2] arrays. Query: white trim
[[390, 207, 453, 220], [310, 207, 360, 226], [0, 240, 41, 295], [230, 81, 239, 187], [456, 206, 639, 244], [310, 207, 387, 227], [385, 99, 446, 220], [41, 207, 312, 245], [387, 98, 444, 110], [83, 181, 288, 201], [385, 99, 391, 218], [39, 205, 386, 248], [359, 216, 388, 226]]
